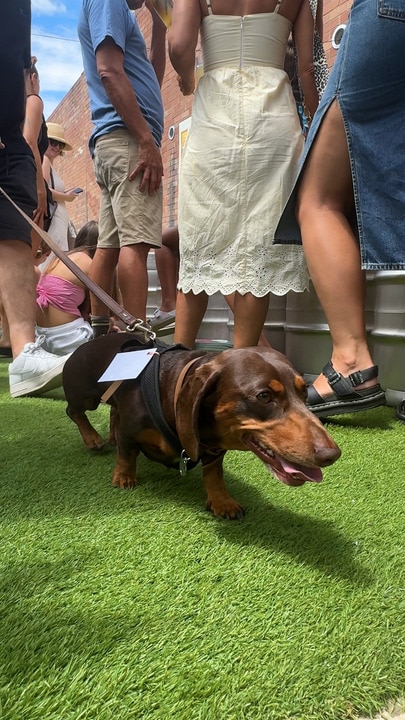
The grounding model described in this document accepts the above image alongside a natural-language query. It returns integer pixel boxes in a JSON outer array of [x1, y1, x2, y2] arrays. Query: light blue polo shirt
[[78, 0, 164, 156]]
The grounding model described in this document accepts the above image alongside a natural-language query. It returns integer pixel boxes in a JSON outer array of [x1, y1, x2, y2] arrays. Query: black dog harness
[[116, 337, 200, 475]]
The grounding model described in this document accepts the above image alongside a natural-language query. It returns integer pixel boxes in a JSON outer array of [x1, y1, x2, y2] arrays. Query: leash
[[0, 187, 227, 475], [0, 185, 155, 340]]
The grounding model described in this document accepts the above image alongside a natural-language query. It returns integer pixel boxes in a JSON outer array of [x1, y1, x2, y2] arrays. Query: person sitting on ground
[[35, 220, 99, 355]]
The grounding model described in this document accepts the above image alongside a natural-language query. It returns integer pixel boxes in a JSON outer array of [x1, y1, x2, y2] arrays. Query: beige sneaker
[[149, 308, 176, 330], [9, 336, 71, 398]]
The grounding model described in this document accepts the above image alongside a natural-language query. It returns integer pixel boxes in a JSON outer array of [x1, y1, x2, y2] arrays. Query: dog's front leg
[[112, 446, 139, 489], [108, 406, 118, 446], [202, 452, 244, 520], [112, 436, 140, 490]]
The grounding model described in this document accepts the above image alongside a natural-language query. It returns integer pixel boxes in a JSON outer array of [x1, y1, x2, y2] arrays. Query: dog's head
[[175, 347, 341, 486]]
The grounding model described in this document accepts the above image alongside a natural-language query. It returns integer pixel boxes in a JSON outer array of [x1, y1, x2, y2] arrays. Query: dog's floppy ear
[[175, 360, 221, 461]]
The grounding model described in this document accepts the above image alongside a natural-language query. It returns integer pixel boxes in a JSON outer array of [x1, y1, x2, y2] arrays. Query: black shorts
[[0, 151, 37, 244]]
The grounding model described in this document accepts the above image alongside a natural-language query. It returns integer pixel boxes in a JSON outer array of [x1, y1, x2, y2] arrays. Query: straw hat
[[46, 122, 73, 151]]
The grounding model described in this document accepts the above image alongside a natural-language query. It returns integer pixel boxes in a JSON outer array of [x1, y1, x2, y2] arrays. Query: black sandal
[[307, 361, 386, 417]]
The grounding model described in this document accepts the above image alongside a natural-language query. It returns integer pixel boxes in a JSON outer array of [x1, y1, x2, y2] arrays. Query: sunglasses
[[49, 138, 66, 150]]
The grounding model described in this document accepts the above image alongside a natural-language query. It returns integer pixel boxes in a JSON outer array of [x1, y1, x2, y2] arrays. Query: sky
[[31, 0, 84, 120]]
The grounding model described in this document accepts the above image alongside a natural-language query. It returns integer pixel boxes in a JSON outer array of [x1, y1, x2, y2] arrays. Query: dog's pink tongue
[[279, 458, 323, 483]]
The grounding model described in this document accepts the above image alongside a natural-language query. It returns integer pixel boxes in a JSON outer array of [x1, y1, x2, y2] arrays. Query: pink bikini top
[[36, 274, 85, 317]]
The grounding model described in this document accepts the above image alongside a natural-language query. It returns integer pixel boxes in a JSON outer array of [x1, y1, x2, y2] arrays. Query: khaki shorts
[[93, 129, 162, 249]]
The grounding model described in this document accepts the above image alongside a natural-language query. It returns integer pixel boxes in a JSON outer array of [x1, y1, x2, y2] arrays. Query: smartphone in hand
[[68, 187, 83, 194]]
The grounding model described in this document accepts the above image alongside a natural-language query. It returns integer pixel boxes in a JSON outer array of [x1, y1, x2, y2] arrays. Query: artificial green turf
[[0, 357, 404, 720]]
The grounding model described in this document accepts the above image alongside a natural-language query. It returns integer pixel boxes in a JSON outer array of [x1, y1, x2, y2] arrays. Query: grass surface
[[0, 357, 404, 720]]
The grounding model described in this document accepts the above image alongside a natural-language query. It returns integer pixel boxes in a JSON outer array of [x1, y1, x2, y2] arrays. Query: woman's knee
[[297, 105, 354, 224]]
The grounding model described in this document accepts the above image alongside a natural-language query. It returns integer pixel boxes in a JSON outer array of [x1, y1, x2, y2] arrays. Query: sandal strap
[[322, 361, 378, 398], [307, 383, 324, 405]]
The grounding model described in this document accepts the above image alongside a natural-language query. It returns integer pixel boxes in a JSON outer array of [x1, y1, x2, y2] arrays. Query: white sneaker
[[9, 336, 71, 398], [149, 308, 176, 330]]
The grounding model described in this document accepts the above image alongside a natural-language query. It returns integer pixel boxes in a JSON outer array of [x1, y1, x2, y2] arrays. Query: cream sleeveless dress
[[177, 7, 309, 297]]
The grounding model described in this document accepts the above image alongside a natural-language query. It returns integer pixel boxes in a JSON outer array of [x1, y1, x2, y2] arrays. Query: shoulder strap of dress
[[205, 0, 213, 15], [274, 0, 283, 13]]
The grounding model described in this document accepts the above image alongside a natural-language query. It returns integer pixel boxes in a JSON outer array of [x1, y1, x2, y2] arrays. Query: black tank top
[[26, 94, 48, 160], [37, 115, 48, 161]]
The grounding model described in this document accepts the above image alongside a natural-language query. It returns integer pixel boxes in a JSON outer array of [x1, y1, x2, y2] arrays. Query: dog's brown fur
[[62, 333, 341, 519]]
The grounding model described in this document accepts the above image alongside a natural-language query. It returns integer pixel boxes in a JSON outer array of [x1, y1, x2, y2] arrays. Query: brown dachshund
[[62, 333, 341, 519]]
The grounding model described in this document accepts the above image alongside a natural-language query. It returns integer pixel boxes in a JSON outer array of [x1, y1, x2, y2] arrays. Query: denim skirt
[[275, 0, 405, 270]]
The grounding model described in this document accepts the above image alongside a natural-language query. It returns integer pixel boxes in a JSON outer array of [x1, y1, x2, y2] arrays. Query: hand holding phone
[[68, 187, 84, 194]]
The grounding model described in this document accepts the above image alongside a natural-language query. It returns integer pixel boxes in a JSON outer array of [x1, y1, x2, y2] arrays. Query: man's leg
[[0, 240, 36, 357], [118, 243, 150, 321], [95, 130, 163, 327], [88, 247, 120, 335]]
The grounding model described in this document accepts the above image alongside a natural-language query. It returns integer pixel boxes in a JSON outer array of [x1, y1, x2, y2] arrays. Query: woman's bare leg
[[174, 289, 208, 349], [154, 244, 178, 312], [297, 100, 376, 397], [232, 292, 270, 349], [225, 292, 272, 348]]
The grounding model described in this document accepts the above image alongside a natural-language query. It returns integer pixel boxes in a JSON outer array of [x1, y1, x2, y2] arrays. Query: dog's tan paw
[[112, 471, 138, 489], [206, 497, 245, 520], [85, 433, 106, 451]]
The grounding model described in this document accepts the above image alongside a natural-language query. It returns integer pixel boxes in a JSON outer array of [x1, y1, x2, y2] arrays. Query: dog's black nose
[[314, 446, 341, 466]]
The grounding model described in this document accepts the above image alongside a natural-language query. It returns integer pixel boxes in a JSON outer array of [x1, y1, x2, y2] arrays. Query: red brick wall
[[49, 73, 99, 233], [323, 0, 351, 63], [50, 1, 351, 235]]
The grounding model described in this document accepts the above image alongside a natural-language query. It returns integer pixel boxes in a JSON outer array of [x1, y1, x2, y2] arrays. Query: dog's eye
[[256, 391, 273, 404]]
